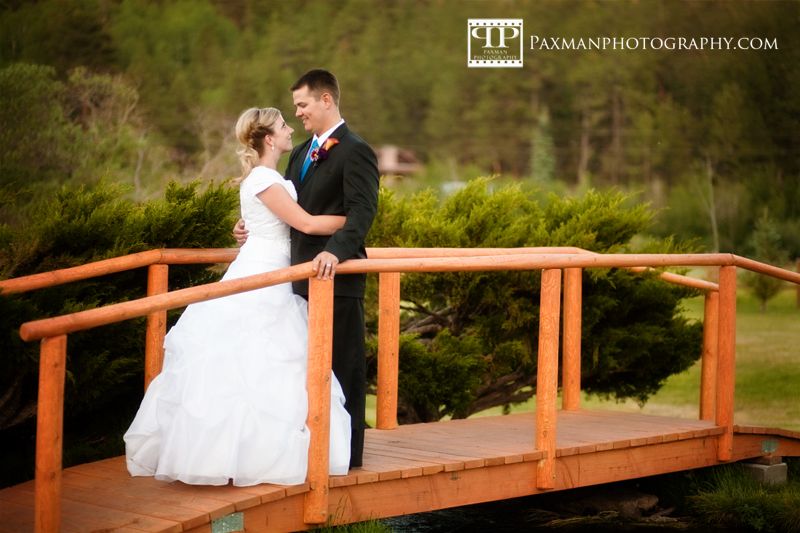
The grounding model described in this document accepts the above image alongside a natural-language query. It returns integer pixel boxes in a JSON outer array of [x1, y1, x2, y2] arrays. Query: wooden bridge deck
[[2, 409, 799, 533]]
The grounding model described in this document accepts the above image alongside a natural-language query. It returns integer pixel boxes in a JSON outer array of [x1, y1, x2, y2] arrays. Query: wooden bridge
[[1, 247, 799, 532]]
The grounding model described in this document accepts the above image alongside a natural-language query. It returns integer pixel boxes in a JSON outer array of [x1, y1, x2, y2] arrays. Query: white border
[[468, 18, 524, 68]]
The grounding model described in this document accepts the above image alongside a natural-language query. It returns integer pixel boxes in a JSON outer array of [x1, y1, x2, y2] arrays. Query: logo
[[468, 19, 524, 68]]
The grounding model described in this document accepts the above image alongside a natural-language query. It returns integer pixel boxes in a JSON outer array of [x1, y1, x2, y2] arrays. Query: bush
[[0, 179, 238, 486], [690, 463, 800, 532], [365, 178, 703, 422]]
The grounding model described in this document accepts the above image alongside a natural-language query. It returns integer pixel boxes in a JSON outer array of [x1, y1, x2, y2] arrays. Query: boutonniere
[[310, 138, 340, 165]]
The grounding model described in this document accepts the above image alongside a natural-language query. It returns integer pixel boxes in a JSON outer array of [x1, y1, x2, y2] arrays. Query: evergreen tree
[[366, 179, 703, 422], [0, 63, 176, 206], [0, 0, 114, 72], [0, 64, 77, 191], [746, 209, 789, 311], [0, 180, 238, 486], [530, 107, 556, 184]]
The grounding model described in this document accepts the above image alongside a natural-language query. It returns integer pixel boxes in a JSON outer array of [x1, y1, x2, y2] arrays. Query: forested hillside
[[1, 0, 797, 251]]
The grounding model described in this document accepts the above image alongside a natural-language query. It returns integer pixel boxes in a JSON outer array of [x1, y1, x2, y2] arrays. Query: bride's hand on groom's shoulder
[[233, 219, 248, 246]]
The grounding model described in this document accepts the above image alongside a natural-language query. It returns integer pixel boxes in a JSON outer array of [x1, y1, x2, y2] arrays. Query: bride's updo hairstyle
[[234, 107, 281, 182]]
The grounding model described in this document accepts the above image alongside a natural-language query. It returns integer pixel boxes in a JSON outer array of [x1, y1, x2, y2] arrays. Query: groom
[[287, 69, 379, 468]]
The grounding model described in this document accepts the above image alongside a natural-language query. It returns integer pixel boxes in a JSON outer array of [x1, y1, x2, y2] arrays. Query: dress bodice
[[240, 166, 296, 241]]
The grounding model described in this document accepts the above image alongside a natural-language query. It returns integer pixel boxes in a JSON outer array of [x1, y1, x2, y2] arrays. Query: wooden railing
[[3, 248, 800, 532]]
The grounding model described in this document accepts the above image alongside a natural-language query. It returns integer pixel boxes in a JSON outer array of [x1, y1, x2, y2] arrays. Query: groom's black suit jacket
[[286, 123, 379, 297]]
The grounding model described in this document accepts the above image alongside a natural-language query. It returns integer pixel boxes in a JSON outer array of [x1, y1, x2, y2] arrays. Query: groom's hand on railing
[[233, 219, 248, 247], [312, 251, 339, 281]]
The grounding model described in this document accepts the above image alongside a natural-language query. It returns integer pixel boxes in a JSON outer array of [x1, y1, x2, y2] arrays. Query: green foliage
[[369, 332, 487, 423], [0, 62, 176, 205], [0, 63, 78, 189], [530, 108, 556, 185], [366, 179, 702, 422], [1, 0, 799, 253], [0, 0, 114, 72], [0, 180, 238, 439], [690, 464, 800, 533], [746, 210, 790, 311], [110, 0, 240, 154], [313, 518, 392, 533]]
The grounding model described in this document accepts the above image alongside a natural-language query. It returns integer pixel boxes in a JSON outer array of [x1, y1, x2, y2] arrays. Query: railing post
[[561, 268, 582, 411], [536, 268, 561, 490], [376, 272, 400, 430], [700, 290, 719, 421], [144, 264, 169, 390], [303, 277, 334, 525], [35, 335, 67, 533], [716, 266, 736, 461]]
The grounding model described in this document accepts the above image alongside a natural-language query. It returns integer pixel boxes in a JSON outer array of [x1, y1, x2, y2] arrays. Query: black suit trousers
[[331, 296, 366, 468]]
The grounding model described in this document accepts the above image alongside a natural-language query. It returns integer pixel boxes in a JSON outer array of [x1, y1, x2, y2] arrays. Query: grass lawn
[[577, 285, 800, 431], [366, 284, 800, 431]]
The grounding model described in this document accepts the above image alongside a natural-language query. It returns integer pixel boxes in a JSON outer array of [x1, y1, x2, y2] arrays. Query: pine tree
[[746, 209, 789, 311], [530, 107, 556, 184], [366, 179, 703, 422], [0, 180, 238, 486]]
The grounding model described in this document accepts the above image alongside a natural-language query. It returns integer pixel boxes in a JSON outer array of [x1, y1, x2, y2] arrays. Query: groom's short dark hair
[[291, 69, 340, 106]]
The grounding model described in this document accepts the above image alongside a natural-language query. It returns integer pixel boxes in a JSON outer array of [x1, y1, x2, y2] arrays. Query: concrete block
[[741, 462, 788, 485]]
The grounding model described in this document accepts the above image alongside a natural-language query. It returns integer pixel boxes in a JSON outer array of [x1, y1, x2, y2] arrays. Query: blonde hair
[[234, 107, 281, 182]]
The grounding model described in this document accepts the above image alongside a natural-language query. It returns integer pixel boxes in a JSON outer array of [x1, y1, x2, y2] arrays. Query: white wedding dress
[[124, 166, 351, 486]]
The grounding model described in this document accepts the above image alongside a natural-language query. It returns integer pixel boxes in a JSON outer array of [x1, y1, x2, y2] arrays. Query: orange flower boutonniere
[[310, 138, 339, 165]]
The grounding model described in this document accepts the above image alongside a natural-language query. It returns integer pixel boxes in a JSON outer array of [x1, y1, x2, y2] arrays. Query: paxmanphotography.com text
[[529, 36, 778, 51]]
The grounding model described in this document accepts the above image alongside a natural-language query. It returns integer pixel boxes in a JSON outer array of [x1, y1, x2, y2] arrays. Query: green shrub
[[365, 178, 703, 422], [0, 179, 237, 486], [313, 519, 392, 533], [690, 464, 800, 532]]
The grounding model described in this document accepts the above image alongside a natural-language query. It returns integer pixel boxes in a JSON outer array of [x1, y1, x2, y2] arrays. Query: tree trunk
[[705, 157, 720, 252], [578, 109, 592, 188], [610, 87, 623, 184], [133, 141, 145, 199]]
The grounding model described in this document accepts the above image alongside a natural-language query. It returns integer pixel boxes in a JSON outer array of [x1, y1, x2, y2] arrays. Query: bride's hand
[[232, 219, 248, 246]]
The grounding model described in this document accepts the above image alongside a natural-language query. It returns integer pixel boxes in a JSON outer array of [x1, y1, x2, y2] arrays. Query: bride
[[124, 107, 351, 486]]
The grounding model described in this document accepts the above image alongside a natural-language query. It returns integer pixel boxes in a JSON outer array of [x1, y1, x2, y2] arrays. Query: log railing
[[4, 249, 800, 532]]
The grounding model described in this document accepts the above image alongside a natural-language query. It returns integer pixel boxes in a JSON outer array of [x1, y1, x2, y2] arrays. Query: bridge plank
[[329, 473, 359, 488], [0, 500, 33, 533], [0, 482, 183, 533], [366, 441, 467, 471], [367, 436, 483, 470], [369, 424, 533, 459], [60, 484, 210, 531], [65, 466, 237, 515], [81, 456, 292, 505], [361, 446, 444, 476]]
